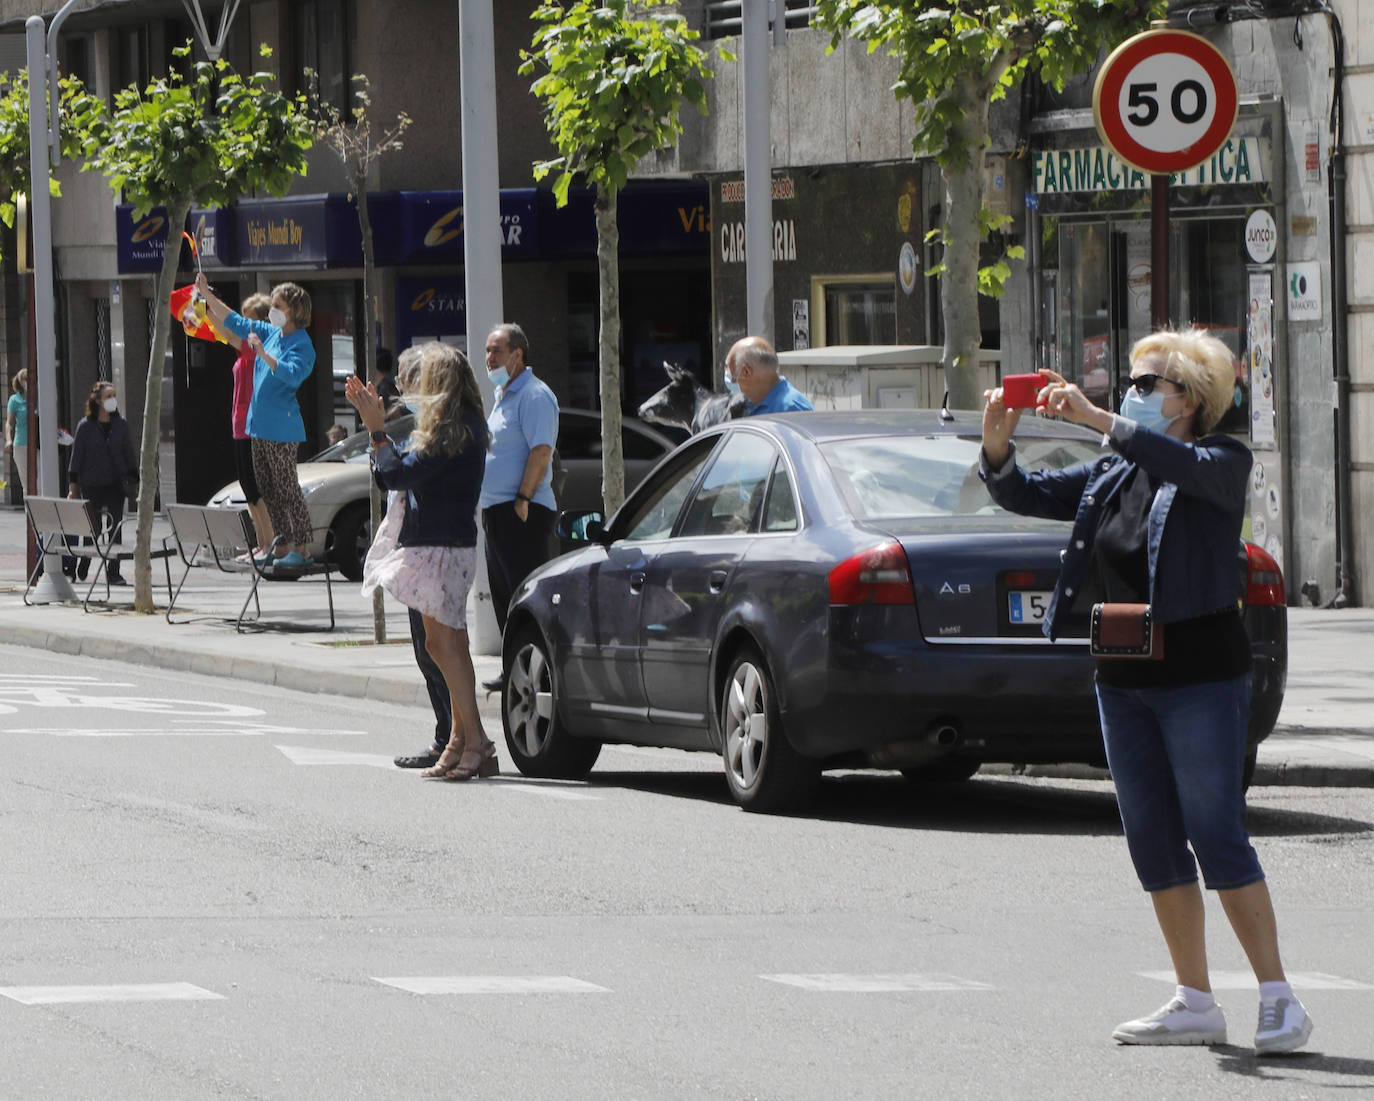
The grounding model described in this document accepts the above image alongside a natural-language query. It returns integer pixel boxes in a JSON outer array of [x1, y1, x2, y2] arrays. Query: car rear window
[[819, 433, 1102, 520]]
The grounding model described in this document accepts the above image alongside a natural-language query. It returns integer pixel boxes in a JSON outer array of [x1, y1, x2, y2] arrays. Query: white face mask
[[268, 307, 288, 328], [102, 397, 118, 413]]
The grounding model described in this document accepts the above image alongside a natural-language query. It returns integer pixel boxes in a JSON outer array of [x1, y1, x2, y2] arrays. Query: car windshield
[[819, 433, 1102, 519], [309, 416, 415, 463]]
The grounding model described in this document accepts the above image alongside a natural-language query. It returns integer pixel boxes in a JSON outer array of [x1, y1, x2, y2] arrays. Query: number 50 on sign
[[1093, 28, 1239, 175]]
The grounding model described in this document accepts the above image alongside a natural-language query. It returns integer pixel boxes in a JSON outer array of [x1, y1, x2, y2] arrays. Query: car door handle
[[629, 571, 645, 594], [709, 569, 728, 593]]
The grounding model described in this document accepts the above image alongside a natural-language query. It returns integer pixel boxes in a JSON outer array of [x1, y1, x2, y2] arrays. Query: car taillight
[[828, 541, 915, 605], [1244, 542, 1286, 607]]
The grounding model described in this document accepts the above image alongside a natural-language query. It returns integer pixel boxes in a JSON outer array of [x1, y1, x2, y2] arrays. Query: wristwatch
[[515, 493, 531, 503], [370, 430, 389, 446]]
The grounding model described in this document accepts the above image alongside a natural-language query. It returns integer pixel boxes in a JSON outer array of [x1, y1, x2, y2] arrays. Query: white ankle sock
[[1258, 980, 1293, 1004], [1177, 985, 1216, 1012]]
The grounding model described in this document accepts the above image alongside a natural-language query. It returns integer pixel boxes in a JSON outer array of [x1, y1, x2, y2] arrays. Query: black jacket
[[69, 414, 136, 491]]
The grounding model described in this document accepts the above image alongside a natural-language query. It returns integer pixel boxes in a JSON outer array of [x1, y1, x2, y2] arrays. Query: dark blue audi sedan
[[498, 410, 1287, 812]]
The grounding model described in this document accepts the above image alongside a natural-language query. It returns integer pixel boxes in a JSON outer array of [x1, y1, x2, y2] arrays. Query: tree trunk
[[356, 182, 385, 644], [133, 195, 191, 613], [595, 186, 625, 516], [940, 79, 993, 412]]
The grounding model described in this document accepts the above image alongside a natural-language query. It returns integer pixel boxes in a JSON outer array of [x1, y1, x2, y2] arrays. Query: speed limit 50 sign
[[1093, 28, 1238, 175]]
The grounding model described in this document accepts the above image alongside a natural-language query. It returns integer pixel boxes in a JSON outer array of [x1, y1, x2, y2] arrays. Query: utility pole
[[458, 0, 504, 655], [742, 0, 774, 341], [25, 1, 80, 603]]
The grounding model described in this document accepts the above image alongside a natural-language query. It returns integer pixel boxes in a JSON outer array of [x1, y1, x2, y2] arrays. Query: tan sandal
[[444, 741, 499, 782]]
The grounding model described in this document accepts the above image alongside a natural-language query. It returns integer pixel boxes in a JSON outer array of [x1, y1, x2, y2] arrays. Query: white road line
[[0, 983, 225, 1005], [1139, 970, 1373, 991], [373, 976, 611, 995], [485, 777, 600, 801], [13, 725, 369, 738], [760, 973, 996, 993], [277, 746, 399, 769]]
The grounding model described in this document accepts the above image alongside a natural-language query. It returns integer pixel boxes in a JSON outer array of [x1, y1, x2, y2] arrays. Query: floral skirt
[[361, 492, 475, 631]]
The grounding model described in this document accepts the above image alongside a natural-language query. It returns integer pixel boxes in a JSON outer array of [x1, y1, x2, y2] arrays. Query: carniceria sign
[[1031, 136, 1266, 194]]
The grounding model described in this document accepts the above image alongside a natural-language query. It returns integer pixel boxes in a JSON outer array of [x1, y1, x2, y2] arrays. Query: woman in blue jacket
[[197, 273, 316, 567], [980, 329, 1311, 1055], [346, 343, 496, 782]]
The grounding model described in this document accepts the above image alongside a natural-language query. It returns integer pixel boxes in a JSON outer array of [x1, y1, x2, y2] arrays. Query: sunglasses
[[1128, 373, 1181, 397]]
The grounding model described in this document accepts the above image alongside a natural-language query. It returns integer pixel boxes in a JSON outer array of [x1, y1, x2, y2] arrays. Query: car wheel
[[502, 626, 601, 779], [719, 646, 820, 813], [330, 503, 369, 582], [1242, 746, 1258, 792], [900, 757, 981, 784]]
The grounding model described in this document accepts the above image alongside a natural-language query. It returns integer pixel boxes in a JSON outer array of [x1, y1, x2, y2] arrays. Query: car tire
[[502, 626, 601, 779], [1242, 746, 1258, 792], [900, 757, 981, 784], [719, 646, 820, 813], [330, 503, 370, 582]]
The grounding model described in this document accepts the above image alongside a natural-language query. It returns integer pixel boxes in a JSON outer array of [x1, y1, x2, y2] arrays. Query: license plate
[[1008, 590, 1052, 624]]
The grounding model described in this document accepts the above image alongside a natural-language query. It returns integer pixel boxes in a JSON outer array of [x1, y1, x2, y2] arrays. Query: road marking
[[274, 748, 601, 798], [277, 745, 398, 769], [373, 976, 611, 995], [1139, 970, 1373, 991], [760, 973, 996, 993], [10, 723, 368, 738], [0, 983, 225, 1005]]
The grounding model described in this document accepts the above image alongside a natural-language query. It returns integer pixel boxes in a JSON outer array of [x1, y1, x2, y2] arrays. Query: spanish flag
[[169, 283, 224, 342]]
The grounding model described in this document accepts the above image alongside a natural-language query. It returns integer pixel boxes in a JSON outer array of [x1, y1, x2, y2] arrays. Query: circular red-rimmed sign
[[1093, 28, 1238, 175]]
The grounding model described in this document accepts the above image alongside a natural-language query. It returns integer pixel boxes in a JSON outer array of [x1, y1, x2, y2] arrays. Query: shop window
[[294, 0, 359, 113], [703, 2, 817, 39], [812, 275, 896, 346]]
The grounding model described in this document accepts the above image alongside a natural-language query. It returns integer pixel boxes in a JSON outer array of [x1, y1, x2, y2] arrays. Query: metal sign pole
[[25, 11, 75, 603], [1151, 175, 1169, 330]]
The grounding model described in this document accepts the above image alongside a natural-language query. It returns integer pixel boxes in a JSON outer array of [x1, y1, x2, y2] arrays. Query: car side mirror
[[557, 509, 608, 545]]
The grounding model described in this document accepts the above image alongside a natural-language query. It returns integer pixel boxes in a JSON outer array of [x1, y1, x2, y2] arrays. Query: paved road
[[4, 646, 1373, 1099]]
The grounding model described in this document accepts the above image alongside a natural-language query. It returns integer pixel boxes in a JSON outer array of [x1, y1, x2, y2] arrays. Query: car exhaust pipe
[[925, 722, 961, 748]]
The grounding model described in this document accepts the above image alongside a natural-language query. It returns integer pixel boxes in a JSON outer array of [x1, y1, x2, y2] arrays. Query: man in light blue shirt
[[726, 336, 814, 415], [479, 323, 559, 691]]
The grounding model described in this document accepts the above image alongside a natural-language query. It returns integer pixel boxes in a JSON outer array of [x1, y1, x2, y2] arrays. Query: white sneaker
[[1112, 996, 1227, 1046], [1254, 997, 1313, 1054]]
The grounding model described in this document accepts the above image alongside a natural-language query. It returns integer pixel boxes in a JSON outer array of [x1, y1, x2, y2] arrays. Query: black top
[[1093, 465, 1251, 688], [68, 414, 136, 491]]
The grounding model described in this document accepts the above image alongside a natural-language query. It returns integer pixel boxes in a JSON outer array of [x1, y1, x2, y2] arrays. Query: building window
[[294, 0, 358, 112], [704, 2, 817, 40], [117, 25, 150, 90], [812, 275, 897, 346]]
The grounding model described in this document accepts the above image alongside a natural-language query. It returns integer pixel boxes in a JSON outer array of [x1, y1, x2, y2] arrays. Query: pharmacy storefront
[[1026, 114, 1289, 573]]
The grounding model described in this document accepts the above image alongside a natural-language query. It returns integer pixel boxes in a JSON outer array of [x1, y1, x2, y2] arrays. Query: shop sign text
[[720, 219, 797, 264], [1031, 136, 1265, 195]]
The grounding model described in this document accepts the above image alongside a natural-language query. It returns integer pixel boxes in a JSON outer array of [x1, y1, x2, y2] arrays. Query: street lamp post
[[25, 2, 80, 603]]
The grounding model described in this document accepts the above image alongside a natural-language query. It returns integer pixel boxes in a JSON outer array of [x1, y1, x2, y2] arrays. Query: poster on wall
[[1247, 270, 1276, 449]]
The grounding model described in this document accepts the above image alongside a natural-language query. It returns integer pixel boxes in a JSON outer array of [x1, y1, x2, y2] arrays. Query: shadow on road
[[585, 769, 1374, 838], [1214, 1046, 1374, 1084]]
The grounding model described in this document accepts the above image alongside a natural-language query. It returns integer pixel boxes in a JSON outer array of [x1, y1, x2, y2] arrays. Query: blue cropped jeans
[[1096, 673, 1264, 893]]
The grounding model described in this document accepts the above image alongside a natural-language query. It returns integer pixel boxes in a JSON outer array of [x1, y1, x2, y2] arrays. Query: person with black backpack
[[66, 381, 137, 585]]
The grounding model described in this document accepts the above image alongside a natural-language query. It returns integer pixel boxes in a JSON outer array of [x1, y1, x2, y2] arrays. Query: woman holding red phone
[[978, 330, 1313, 1055]]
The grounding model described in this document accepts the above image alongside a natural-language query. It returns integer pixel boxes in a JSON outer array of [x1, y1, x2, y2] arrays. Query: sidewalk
[[2, 504, 1372, 786]]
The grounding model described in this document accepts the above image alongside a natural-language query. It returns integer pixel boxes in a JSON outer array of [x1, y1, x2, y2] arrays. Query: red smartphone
[[1001, 373, 1046, 410]]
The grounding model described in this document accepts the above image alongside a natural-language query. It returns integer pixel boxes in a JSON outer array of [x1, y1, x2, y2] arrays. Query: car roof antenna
[[939, 391, 954, 422]]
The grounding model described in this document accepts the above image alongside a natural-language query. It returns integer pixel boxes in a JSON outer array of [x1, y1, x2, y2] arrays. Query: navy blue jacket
[[981, 417, 1252, 640], [372, 407, 487, 548]]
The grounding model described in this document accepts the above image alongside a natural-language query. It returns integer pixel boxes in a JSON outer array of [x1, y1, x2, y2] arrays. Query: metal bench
[[22, 495, 174, 612], [164, 503, 336, 632]]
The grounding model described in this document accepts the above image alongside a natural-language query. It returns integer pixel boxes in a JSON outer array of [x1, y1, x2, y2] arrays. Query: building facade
[[3, 0, 1367, 604]]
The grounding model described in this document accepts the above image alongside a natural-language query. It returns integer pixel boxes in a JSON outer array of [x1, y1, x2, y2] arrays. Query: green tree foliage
[[816, 0, 1162, 407], [0, 71, 97, 262], [520, 0, 714, 513], [76, 45, 313, 613]]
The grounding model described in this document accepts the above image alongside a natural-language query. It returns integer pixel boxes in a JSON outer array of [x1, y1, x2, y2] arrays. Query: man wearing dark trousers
[[479, 323, 558, 693]]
